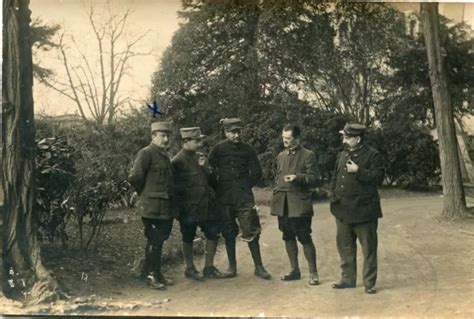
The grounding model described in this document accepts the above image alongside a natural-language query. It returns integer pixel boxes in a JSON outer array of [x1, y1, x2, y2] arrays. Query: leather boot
[[182, 241, 203, 281], [182, 241, 195, 270], [222, 238, 237, 278], [204, 239, 218, 268], [141, 241, 152, 279], [249, 239, 271, 280], [203, 240, 223, 279], [303, 242, 319, 285], [145, 242, 166, 290], [281, 240, 301, 281]]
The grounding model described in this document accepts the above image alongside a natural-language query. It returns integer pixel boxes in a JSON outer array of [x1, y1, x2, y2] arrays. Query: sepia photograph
[[1, 0, 474, 317]]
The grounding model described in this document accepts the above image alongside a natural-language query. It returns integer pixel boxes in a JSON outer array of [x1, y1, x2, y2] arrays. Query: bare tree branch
[[46, 2, 150, 125]]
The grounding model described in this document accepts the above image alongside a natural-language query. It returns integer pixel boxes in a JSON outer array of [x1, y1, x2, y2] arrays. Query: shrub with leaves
[[366, 123, 440, 189], [35, 136, 76, 244]]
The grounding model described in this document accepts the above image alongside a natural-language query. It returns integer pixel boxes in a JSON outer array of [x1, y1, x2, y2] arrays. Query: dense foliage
[[35, 1, 474, 246], [150, 1, 451, 186], [35, 110, 153, 249]]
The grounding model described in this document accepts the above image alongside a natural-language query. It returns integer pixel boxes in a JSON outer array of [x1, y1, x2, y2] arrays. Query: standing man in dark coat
[[128, 121, 175, 290], [208, 118, 271, 280], [172, 127, 223, 281], [330, 123, 384, 294], [270, 124, 321, 285]]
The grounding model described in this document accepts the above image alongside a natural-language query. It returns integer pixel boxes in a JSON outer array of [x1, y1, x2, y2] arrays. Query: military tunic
[[128, 143, 174, 220], [172, 148, 220, 243], [208, 139, 262, 206], [172, 148, 215, 222], [208, 139, 263, 241]]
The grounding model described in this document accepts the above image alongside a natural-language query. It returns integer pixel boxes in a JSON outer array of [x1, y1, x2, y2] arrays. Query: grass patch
[[41, 208, 205, 296]]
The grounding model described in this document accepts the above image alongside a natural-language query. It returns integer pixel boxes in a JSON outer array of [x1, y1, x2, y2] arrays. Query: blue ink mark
[[147, 101, 162, 118]]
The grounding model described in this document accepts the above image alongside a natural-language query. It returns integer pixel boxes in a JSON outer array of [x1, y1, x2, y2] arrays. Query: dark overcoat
[[329, 143, 384, 223], [171, 148, 216, 222], [128, 143, 174, 220], [270, 145, 321, 218]]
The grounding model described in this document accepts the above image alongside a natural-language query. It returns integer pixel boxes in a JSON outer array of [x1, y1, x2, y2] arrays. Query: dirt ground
[[1, 191, 474, 317]]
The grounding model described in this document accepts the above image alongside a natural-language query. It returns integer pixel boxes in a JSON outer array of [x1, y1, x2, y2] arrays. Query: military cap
[[151, 121, 173, 133], [220, 118, 242, 131], [180, 127, 205, 140], [339, 123, 366, 137]]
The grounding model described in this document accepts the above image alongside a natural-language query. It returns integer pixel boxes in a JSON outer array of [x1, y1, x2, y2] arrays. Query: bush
[[36, 109, 153, 249], [366, 123, 440, 189], [35, 136, 76, 244]]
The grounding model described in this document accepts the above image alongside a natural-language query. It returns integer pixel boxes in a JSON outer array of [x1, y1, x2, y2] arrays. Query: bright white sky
[[30, 0, 182, 117]]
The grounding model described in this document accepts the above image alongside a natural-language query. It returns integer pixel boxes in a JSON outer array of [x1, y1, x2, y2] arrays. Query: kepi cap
[[180, 127, 206, 140], [220, 118, 242, 131], [339, 123, 366, 137], [151, 121, 173, 133]]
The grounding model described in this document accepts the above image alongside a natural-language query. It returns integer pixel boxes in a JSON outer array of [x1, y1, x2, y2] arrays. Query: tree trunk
[[421, 3, 467, 220], [2, 0, 61, 303]]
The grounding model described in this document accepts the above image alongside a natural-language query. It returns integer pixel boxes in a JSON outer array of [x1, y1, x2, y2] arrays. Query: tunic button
[[341, 185, 344, 188]]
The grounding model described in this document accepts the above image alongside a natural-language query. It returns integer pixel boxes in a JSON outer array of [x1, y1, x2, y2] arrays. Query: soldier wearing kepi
[[271, 124, 321, 286], [330, 123, 384, 294], [128, 121, 175, 290], [208, 118, 271, 280], [172, 127, 223, 281]]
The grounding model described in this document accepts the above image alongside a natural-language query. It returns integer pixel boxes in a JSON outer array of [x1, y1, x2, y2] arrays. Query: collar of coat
[[345, 143, 366, 157], [150, 143, 171, 157], [286, 143, 302, 155]]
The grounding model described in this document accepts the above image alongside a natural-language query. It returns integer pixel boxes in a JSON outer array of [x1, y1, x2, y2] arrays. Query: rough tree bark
[[421, 3, 467, 220], [2, 0, 62, 303]]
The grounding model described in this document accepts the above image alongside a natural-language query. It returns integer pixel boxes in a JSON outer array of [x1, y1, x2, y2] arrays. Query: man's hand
[[284, 174, 297, 182], [346, 160, 359, 173]]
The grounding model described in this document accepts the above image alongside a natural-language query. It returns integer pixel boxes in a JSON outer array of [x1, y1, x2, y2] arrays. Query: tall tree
[[152, 0, 263, 140], [45, 0, 149, 125], [2, 0, 61, 302], [421, 3, 468, 220], [379, 14, 474, 128], [258, 2, 406, 125]]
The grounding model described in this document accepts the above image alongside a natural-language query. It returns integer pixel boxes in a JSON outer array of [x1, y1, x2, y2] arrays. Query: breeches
[[277, 196, 313, 244], [220, 204, 261, 242], [179, 219, 220, 243], [142, 217, 173, 245]]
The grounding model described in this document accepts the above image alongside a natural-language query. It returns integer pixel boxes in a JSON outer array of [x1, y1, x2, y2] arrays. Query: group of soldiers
[[128, 118, 384, 294]]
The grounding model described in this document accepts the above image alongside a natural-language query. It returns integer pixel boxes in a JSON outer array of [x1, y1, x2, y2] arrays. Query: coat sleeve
[[355, 150, 385, 185], [295, 151, 321, 187], [207, 145, 219, 189], [329, 153, 340, 194], [128, 148, 150, 195], [171, 157, 186, 214], [274, 153, 281, 185], [249, 146, 263, 187]]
